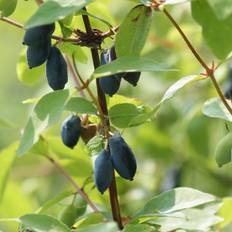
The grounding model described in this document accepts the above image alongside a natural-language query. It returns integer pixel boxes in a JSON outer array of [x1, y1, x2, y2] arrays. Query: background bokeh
[[0, 0, 232, 231]]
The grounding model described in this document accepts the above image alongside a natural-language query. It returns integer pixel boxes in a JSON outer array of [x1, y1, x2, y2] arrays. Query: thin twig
[[163, 8, 232, 116], [46, 155, 99, 213], [0, 17, 117, 45], [65, 56, 85, 97], [0, 16, 23, 29]]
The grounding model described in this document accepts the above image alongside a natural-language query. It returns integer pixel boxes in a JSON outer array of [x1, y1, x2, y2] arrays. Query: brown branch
[[46, 155, 100, 213], [82, 7, 123, 230], [163, 8, 232, 116]]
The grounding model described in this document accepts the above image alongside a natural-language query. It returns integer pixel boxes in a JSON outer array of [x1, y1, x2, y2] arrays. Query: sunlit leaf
[[17, 90, 69, 156], [20, 214, 71, 232], [136, 187, 216, 216], [115, 5, 152, 57], [202, 98, 232, 122], [26, 0, 93, 28], [92, 56, 177, 80]]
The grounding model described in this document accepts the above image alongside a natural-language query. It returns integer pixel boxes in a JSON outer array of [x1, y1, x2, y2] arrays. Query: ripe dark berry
[[23, 24, 55, 46], [109, 133, 137, 180], [26, 39, 51, 69], [99, 49, 121, 96], [61, 115, 81, 149], [123, 72, 141, 86], [94, 149, 113, 194], [99, 76, 121, 97], [46, 46, 68, 90]]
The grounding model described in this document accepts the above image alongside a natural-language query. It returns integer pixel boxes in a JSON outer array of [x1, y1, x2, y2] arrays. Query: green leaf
[[215, 133, 232, 167], [36, 191, 74, 213], [115, 5, 152, 57], [219, 197, 232, 228], [147, 208, 222, 231], [109, 103, 139, 128], [123, 224, 154, 232], [65, 97, 97, 114], [207, 0, 232, 20], [0, 143, 17, 201], [92, 56, 176, 80], [25, 0, 93, 29], [202, 98, 232, 122], [19, 214, 71, 232], [136, 187, 216, 216], [108, 94, 142, 108], [74, 222, 118, 232], [16, 48, 44, 85], [17, 90, 69, 156], [86, 135, 104, 156], [191, 0, 232, 59], [0, 0, 17, 17], [159, 75, 205, 105], [58, 43, 88, 64]]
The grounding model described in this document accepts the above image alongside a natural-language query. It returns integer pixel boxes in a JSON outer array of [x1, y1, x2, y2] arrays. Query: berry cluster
[[94, 134, 137, 194], [23, 24, 68, 90], [61, 115, 137, 194]]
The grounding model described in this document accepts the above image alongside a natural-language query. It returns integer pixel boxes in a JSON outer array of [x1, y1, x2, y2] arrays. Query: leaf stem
[[45, 155, 100, 213], [81, 7, 123, 230], [163, 8, 232, 116]]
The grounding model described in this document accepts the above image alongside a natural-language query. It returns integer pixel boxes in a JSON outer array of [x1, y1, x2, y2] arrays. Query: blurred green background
[[0, 0, 232, 231]]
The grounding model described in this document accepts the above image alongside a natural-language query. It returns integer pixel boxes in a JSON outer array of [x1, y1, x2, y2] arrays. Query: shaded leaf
[[109, 103, 139, 128], [215, 133, 232, 167], [191, 0, 232, 59], [207, 0, 232, 20], [0, 0, 17, 17]]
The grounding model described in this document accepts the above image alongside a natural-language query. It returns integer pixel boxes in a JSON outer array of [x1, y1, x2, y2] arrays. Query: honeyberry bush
[[1, 0, 232, 231]]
